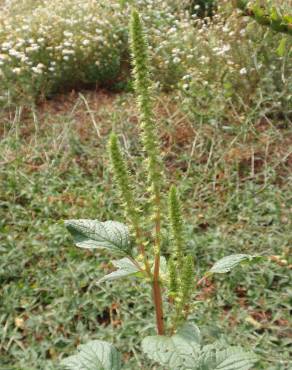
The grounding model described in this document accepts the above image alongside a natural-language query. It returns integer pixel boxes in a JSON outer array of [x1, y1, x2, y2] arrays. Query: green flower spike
[[168, 258, 178, 299], [180, 255, 195, 308], [108, 133, 140, 235], [172, 255, 194, 328], [169, 185, 185, 269], [130, 10, 164, 254], [130, 9, 165, 334]]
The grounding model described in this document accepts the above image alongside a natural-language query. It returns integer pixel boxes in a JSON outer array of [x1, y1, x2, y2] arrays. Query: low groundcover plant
[[61, 10, 265, 370]]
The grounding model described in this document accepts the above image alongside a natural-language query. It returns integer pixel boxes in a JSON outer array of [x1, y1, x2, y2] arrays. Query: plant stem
[[196, 274, 210, 287], [153, 191, 164, 334], [153, 254, 164, 335]]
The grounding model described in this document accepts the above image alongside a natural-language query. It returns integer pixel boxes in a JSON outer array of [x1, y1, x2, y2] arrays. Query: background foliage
[[0, 0, 291, 369]]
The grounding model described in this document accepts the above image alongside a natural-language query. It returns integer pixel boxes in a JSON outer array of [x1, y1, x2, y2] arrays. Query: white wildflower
[[216, 44, 231, 56], [32, 66, 43, 74], [63, 31, 73, 37], [168, 27, 177, 34], [62, 49, 75, 55], [2, 41, 13, 50], [182, 74, 191, 80], [12, 67, 22, 75]]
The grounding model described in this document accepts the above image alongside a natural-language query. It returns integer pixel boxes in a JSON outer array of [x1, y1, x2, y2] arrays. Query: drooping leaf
[[209, 254, 263, 274], [142, 323, 201, 369], [98, 258, 141, 283], [199, 344, 257, 370], [65, 220, 131, 255], [61, 340, 121, 370], [214, 347, 257, 370], [178, 322, 201, 345]]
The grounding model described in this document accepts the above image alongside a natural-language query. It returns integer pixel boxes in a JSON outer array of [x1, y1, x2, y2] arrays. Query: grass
[[0, 90, 291, 369]]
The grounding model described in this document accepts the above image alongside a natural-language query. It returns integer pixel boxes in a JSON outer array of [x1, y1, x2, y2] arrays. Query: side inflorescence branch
[[109, 133, 150, 274], [169, 186, 185, 270]]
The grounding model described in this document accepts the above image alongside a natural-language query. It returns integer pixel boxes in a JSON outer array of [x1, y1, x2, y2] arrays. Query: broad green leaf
[[209, 254, 262, 274], [214, 347, 257, 370], [178, 322, 201, 345], [65, 220, 130, 255], [142, 323, 201, 369], [61, 340, 121, 370], [199, 345, 257, 370], [98, 258, 141, 283]]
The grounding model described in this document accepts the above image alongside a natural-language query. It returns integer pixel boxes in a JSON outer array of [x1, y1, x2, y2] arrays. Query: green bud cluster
[[129, 10, 163, 201], [180, 255, 194, 307], [168, 258, 178, 297], [109, 133, 140, 234], [169, 186, 185, 267], [173, 255, 195, 327], [168, 186, 195, 328]]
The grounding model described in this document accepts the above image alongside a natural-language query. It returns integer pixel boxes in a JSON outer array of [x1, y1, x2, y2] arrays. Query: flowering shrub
[[188, 0, 217, 18], [0, 0, 127, 103], [0, 0, 290, 117], [0, 0, 193, 104], [174, 4, 292, 123]]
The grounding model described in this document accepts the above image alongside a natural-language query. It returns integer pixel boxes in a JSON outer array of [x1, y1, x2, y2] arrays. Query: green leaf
[[209, 254, 262, 274], [98, 258, 141, 283], [199, 345, 257, 370], [65, 220, 131, 255], [61, 340, 121, 370], [142, 323, 201, 369]]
